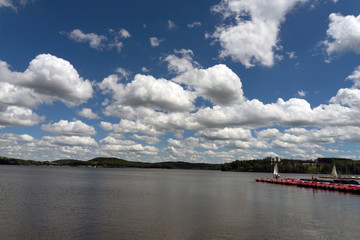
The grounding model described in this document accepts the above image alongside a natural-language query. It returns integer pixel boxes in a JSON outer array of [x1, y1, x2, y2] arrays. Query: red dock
[[255, 178, 360, 194]]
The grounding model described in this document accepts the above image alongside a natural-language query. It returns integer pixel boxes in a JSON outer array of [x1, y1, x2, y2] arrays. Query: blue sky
[[1, 0, 360, 162]]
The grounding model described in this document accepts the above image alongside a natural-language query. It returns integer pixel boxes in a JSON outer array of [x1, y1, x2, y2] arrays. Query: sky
[[1, 0, 360, 162]]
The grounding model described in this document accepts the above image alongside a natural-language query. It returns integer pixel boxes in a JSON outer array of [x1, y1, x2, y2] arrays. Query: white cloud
[[0, 105, 44, 127], [197, 127, 252, 140], [131, 134, 160, 145], [187, 21, 202, 28], [23, 54, 93, 105], [108, 28, 131, 52], [0, 0, 30, 9], [330, 65, 360, 108], [346, 65, 360, 88], [0, 54, 93, 108], [0, 132, 98, 161], [256, 128, 280, 139], [63, 28, 131, 53], [100, 121, 114, 131], [323, 13, 360, 56], [168, 137, 218, 150], [78, 108, 100, 119], [118, 28, 131, 38], [168, 20, 177, 30], [0, 81, 42, 108], [330, 88, 360, 108], [41, 120, 96, 136], [100, 119, 165, 137], [99, 136, 158, 155], [108, 41, 123, 52], [93, 61, 360, 161], [166, 50, 245, 105], [141, 67, 150, 73], [66, 29, 107, 50], [211, 0, 308, 67], [42, 136, 97, 146], [99, 73, 196, 112], [297, 90, 306, 97], [0, 0, 13, 8], [150, 37, 162, 47], [115, 67, 131, 80], [0, 133, 34, 145], [287, 51, 297, 59], [173, 64, 245, 105], [165, 49, 197, 74]]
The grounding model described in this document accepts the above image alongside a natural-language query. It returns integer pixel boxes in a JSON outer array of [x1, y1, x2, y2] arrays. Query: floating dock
[[256, 178, 360, 194]]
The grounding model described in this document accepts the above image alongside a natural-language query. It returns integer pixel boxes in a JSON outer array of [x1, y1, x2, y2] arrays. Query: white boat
[[331, 165, 338, 178], [273, 163, 280, 179], [320, 164, 360, 179]]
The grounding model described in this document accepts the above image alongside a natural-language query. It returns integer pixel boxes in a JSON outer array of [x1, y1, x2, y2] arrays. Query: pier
[[256, 178, 360, 194]]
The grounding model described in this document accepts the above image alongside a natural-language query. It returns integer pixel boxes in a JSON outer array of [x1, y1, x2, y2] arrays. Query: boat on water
[[256, 163, 360, 194], [320, 165, 360, 180], [273, 163, 280, 179]]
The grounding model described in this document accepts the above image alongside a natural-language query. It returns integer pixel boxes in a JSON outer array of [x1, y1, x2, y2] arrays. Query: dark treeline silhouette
[[222, 157, 360, 175], [1, 156, 360, 174]]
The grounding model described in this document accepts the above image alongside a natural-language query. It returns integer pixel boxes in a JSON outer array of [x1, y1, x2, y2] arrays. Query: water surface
[[0, 166, 359, 239]]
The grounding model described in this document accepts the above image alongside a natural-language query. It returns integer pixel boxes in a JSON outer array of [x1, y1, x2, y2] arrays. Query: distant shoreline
[[1, 156, 360, 175]]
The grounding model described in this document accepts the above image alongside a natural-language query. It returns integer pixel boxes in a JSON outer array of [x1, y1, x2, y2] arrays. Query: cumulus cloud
[[0, 0, 30, 9], [99, 136, 158, 155], [297, 90, 306, 97], [115, 67, 131, 80], [108, 28, 131, 52], [166, 50, 245, 105], [330, 88, 360, 108], [173, 64, 245, 105], [78, 108, 100, 119], [0, 105, 44, 127], [0, 132, 98, 161], [62, 28, 131, 52], [330, 65, 360, 108], [0, 0, 13, 8], [168, 20, 177, 30], [66, 29, 107, 50], [346, 65, 360, 88], [131, 134, 160, 145], [108, 41, 123, 52], [165, 49, 198, 74], [99, 73, 196, 112], [187, 21, 201, 28], [197, 127, 252, 140], [141, 67, 150, 73], [41, 120, 97, 136], [150, 37, 163, 47], [93, 58, 360, 160], [100, 119, 164, 136], [43, 135, 97, 146], [0, 81, 42, 108], [168, 137, 218, 151], [109, 28, 131, 39], [118, 28, 131, 38], [211, 0, 308, 67], [0, 54, 93, 107], [323, 13, 360, 57], [256, 128, 280, 139]]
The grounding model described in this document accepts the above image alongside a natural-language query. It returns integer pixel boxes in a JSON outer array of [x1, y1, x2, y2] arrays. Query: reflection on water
[[0, 166, 360, 239]]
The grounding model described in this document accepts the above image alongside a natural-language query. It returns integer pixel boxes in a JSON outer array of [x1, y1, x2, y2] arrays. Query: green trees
[[221, 157, 360, 174], [1, 155, 360, 174]]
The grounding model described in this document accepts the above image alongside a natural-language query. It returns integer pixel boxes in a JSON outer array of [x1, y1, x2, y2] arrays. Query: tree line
[[1, 156, 360, 175]]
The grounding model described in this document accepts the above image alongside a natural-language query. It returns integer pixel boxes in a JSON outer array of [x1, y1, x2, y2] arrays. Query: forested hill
[[0, 156, 221, 170], [1, 156, 360, 174], [221, 157, 360, 175]]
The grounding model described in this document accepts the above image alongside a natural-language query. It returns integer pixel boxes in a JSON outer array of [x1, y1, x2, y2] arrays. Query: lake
[[0, 165, 359, 239]]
